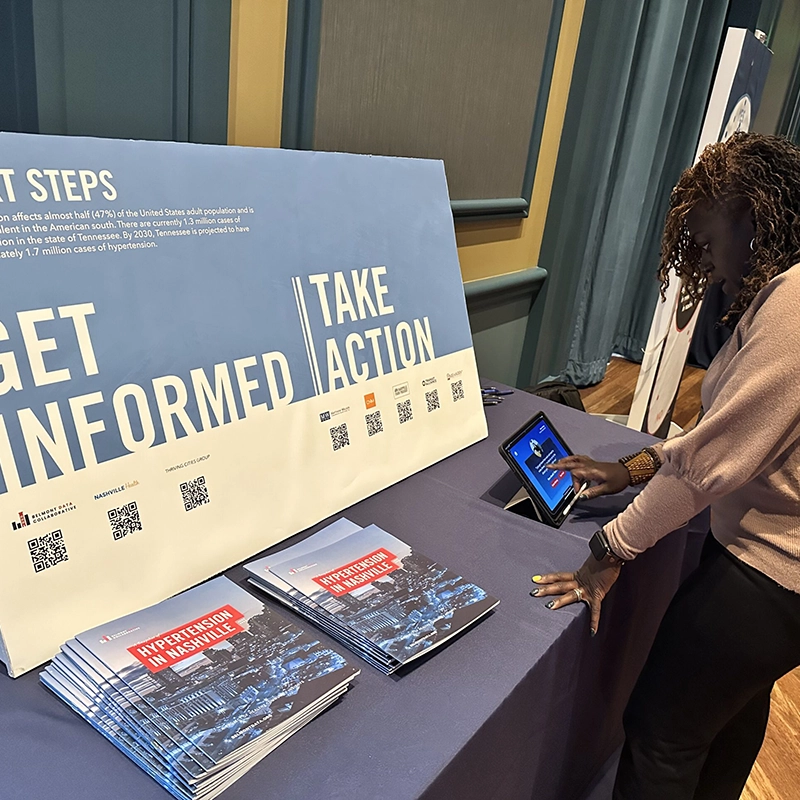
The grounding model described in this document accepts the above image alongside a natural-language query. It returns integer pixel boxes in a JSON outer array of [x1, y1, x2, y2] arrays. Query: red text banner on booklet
[[127, 605, 245, 672], [0, 131, 486, 677], [312, 548, 399, 595]]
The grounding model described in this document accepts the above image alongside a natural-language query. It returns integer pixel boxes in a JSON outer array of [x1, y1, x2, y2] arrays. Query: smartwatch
[[589, 529, 625, 564]]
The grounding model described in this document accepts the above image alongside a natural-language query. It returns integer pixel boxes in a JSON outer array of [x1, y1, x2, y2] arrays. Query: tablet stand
[[503, 486, 544, 522]]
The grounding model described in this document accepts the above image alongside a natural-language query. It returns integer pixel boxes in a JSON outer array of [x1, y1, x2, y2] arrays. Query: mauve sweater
[[605, 264, 800, 593]]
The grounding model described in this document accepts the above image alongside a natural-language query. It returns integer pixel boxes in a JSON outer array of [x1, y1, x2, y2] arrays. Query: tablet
[[498, 411, 577, 528]]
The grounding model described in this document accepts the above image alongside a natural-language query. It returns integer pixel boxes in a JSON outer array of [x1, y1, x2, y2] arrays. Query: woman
[[535, 132, 800, 799]]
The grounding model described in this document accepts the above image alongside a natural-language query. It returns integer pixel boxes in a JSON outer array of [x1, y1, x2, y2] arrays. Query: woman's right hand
[[546, 455, 630, 500]]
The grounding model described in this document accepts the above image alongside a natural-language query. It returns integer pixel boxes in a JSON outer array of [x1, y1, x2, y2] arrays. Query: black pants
[[613, 534, 800, 799]]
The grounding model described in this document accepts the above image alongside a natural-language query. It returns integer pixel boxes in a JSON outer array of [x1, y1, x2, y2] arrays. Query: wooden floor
[[578, 358, 800, 800], [579, 356, 705, 431]]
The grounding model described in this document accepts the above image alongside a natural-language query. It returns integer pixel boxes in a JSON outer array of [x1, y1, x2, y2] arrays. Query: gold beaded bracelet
[[618, 446, 663, 485]]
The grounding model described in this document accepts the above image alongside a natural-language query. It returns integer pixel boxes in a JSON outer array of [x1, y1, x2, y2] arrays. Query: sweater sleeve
[[605, 462, 706, 560], [606, 270, 800, 560]]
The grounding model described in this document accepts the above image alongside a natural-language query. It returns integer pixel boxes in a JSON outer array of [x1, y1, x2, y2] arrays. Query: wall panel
[[30, 0, 230, 143]]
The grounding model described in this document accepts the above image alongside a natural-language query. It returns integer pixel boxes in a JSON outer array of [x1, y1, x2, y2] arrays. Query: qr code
[[108, 501, 142, 541], [28, 529, 68, 573], [451, 380, 465, 402], [330, 422, 350, 451], [181, 476, 210, 512], [365, 410, 383, 437], [425, 389, 440, 412], [397, 398, 413, 424]]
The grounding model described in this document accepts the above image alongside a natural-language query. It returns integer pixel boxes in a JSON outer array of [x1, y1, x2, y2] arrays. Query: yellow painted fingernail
[[532, 575, 542, 583]]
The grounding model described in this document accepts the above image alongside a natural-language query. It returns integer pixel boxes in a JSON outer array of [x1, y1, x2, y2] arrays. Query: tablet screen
[[505, 415, 572, 512]]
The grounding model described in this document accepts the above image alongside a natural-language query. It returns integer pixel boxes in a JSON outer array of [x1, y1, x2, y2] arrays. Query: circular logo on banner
[[721, 95, 752, 141], [675, 282, 701, 331]]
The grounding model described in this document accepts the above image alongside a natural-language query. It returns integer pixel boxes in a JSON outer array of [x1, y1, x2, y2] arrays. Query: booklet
[[41, 576, 359, 800], [245, 520, 498, 673]]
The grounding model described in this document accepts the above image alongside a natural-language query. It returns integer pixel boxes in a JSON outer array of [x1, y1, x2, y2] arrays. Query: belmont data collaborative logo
[[99, 626, 141, 644], [11, 512, 30, 531], [287, 562, 318, 575], [10, 501, 77, 531]]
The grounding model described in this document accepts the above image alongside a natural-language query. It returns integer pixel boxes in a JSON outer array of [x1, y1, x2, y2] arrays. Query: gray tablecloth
[[0, 391, 708, 800]]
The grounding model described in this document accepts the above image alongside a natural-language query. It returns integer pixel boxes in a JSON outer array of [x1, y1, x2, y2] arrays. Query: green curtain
[[528, 0, 729, 387], [2, 0, 231, 144]]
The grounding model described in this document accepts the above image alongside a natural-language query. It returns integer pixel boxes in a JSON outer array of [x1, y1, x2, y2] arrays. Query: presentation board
[[629, 28, 771, 437], [0, 133, 487, 676]]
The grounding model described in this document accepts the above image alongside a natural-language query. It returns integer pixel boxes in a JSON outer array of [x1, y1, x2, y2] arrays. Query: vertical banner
[[0, 133, 487, 676], [628, 28, 771, 437]]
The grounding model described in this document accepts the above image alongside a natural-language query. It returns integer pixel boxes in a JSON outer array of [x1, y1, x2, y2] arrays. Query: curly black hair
[[659, 132, 800, 326]]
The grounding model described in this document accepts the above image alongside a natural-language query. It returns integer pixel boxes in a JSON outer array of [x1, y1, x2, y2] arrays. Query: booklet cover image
[[271, 525, 498, 664], [73, 577, 356, 767]]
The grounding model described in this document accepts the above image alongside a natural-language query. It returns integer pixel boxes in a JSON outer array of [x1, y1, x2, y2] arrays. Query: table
[[0, 390, 708, 800]]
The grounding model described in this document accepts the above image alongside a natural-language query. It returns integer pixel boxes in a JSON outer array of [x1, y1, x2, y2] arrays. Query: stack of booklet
[[244, 519, 498, 673], [40, 576, 359, 800]]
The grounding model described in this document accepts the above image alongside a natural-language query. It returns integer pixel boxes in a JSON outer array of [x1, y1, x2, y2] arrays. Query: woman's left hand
[[530, 555, 623, 636]]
